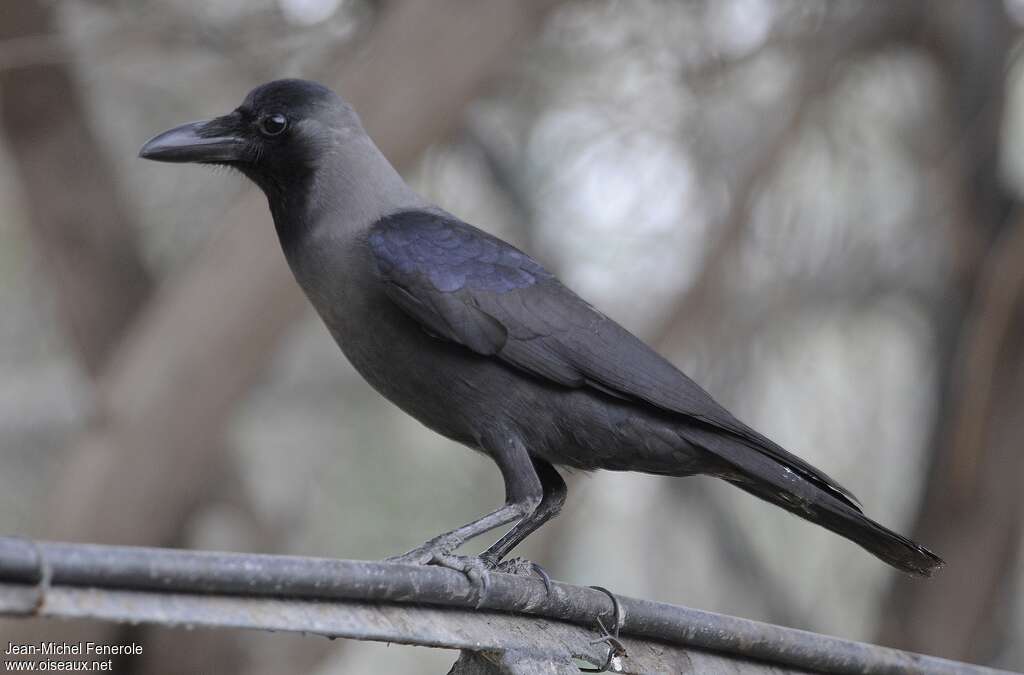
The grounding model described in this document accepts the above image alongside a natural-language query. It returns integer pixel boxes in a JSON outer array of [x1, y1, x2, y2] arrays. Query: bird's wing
[[369, 211, 860, 508]]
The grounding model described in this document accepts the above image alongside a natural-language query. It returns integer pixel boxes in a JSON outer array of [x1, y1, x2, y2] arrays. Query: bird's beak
[[139, 119, 247, 164]]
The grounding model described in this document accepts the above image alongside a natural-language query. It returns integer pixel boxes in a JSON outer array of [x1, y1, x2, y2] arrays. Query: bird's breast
[[285, 241, 494, 444]]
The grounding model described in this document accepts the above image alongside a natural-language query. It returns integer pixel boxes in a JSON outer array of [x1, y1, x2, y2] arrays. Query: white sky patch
[[278, 0, 342, 25], [528, 107, 707, 331], [570, 134, 694, 234], [710, 0, 775, 58]]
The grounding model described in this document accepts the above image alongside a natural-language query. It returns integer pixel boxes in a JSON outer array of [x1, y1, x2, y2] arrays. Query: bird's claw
[[428, 553, 493, 607], [387, 544, 552, 606], [493, 556, 553, 596], [386, 545, 493, 607]]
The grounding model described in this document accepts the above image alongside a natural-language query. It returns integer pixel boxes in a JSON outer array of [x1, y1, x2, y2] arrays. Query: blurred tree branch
[[655, 2, 920, 352], [0, 0, 152, 376]]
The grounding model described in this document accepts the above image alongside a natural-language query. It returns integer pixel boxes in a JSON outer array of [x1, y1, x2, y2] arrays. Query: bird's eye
[[258, 113, 288, 137]]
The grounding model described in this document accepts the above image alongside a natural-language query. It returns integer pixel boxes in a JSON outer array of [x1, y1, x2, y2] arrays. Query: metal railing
[[0, 537, 1012, 675]]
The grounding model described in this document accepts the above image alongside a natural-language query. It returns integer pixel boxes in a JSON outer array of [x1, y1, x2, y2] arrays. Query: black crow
[[140, 79, 943, 589]]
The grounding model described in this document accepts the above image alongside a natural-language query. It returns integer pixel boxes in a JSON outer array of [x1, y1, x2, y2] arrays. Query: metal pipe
[[0, 537, 1009, 675]]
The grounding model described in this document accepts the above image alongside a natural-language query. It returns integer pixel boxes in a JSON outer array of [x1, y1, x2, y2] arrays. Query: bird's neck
[[267, 133, 428, 255]]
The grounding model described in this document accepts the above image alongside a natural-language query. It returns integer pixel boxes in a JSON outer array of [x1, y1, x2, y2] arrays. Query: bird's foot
[[490, 556, 553, 595], [430, 553, 495, 607], [386, 537, 494, 606], [385, 532, 461, 566]]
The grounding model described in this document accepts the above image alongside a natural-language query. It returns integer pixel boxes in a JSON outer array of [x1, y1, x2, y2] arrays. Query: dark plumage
[[140, 79, 944, 582]]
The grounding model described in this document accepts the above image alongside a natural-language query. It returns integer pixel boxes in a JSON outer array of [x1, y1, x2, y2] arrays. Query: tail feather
[[725, 477, 944, 576], [688, 427, 945, 576]]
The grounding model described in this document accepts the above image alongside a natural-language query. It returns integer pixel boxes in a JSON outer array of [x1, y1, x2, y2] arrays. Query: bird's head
[[139, 79, 358, 198]]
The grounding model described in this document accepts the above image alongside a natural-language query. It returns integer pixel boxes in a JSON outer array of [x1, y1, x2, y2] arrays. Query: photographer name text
[[5, 642, 142, 657]]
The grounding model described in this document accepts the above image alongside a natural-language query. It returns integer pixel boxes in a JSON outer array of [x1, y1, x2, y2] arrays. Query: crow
[[140, 79, 943, 590]]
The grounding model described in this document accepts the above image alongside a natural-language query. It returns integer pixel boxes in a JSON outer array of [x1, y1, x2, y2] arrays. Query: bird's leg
[[481, 457, 566, 592], [387, 435, 542, 602], [482, 457, 566, 564]]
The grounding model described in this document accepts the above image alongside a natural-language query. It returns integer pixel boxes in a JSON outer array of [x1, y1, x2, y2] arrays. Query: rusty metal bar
[[0, 537, 1013, 675]]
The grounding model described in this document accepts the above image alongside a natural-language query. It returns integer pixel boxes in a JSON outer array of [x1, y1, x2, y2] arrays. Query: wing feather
[[369, 211, 861, 509]]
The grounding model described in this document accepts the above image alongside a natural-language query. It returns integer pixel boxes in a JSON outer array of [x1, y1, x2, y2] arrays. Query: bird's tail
[[689, 427, 945, 576]]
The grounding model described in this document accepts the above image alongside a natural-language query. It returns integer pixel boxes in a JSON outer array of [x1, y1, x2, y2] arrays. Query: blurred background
[[0, 0, 1022, 672]]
